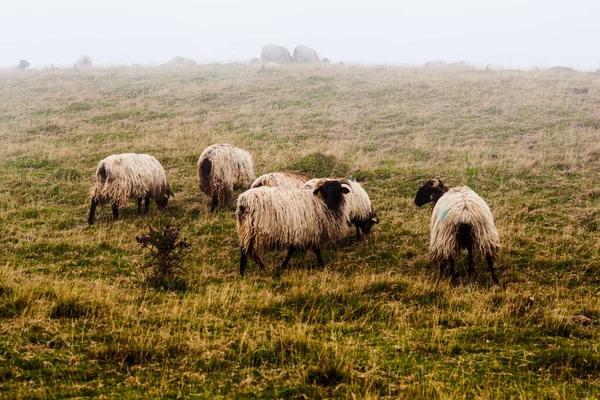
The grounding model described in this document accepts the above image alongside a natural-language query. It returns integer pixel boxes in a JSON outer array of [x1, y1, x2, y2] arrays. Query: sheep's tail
[[200, 157, 212, 189], [90, 163, 108, 204], [97, 164, 108, 184], [457, 223, 472, 250]]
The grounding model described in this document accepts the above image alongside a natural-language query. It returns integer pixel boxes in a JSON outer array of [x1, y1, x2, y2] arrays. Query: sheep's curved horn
[[429, 179, 439, 189], [338, 178, 353, 191]]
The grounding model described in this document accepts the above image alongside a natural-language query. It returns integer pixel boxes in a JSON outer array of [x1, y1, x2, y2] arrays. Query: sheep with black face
[[236, 179, 351, 275], [88, 153, 173, 224], [414, 179, 500, 284], [302, 179, 378, 240]]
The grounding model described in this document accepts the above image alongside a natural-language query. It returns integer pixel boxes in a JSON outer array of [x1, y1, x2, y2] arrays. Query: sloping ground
[[0, 65, 598, 397]]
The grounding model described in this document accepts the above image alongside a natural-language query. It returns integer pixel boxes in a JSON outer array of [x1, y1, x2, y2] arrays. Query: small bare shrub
[[136, 226, 191, 290]]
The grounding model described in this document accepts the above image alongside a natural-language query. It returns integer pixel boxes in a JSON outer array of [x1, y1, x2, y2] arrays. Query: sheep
[[251, 172, 309, 190], [414, 179, 500, 284], [236, 179, 351, 275], [302, 179, 379, 240], [88, 153, 173, 224], [197, 144, 255, 212]]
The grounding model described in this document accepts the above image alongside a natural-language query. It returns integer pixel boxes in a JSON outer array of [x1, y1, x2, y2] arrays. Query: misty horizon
[[3, 0, 599, 71]]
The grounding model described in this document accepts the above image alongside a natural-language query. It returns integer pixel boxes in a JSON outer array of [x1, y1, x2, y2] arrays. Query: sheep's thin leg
[[438, 262, 446, 281], [111, 204, 119, 221], [467, 246, 474, 276], [355, 224, 361, 240], [251, 254, 266, 269], [144, 197, 150, 214], [210, 194, 219, 212], [449, 257, 455, 276], [88, 199, 98, 225], [313, 248, 325, 268], [240, 248, 248, 276], [486, 255, 499, 285], [137, 198, 142, 215], [281, 246, 296, 270]]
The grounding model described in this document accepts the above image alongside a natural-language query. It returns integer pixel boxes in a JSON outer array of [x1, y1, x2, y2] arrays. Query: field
[[0, 64, 599, 398]]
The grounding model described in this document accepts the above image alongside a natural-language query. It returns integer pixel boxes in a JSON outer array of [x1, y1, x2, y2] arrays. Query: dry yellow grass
[[0, 64, 598, 398]]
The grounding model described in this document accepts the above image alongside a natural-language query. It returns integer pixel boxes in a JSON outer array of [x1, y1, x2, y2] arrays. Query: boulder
[[292, 45, 320, 63], [260, 45, 292, 64]]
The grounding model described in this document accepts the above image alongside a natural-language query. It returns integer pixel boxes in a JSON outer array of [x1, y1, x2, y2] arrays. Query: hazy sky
[[2, 0, 599, 69]]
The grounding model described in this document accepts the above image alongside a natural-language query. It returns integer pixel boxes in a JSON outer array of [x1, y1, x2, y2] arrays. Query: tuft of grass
[[531, 348, 600, 378], [290, 152, 350, 177], [65, 102, 92, 112], [26, 121, 65, 135]]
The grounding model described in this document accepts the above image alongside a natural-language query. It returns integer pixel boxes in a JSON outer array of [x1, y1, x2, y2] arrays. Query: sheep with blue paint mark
[[414, 179, 500, 283]]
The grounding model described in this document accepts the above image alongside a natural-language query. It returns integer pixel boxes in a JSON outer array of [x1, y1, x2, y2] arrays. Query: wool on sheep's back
[[429, 186, 500, 263]]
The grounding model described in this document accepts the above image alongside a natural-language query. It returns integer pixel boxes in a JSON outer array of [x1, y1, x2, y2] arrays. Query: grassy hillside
[[0, 65, 599, 398]]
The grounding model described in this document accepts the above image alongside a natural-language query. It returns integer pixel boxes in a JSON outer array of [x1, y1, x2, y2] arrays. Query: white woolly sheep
[[236, 179, 351, 275], [302, 179, 379, 240], [88, 153, 173, 224], [414, 179, 500, 284], [197, 144, 255, 212], [251, 172, 309, 191]]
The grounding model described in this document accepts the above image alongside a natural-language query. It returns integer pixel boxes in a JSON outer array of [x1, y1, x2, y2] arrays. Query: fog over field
[[2, 1, 600, 397], [2, 0, 599, 69]]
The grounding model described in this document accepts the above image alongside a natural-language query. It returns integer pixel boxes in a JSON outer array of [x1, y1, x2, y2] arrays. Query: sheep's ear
[[371, 213, 379, 223], [341, 187, 350, 194], [313, 188, 322, 197]]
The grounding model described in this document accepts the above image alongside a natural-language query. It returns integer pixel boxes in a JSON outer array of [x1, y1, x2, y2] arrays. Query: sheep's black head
[[313, 180, 350, 211], [363, 212, 379, 234], [414, 179, 447, 207], [156, 186, 174, 209]]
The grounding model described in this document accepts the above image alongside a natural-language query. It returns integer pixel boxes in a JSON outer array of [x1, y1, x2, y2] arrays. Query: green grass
[[0, 65, 598, 398]]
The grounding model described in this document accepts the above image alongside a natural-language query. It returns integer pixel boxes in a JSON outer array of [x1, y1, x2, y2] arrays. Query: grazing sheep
[[345, 180, 379, 239], [251, 172, 309, 191], [197, 144, 255, 212], [414, 179, 500, 284], [236, 179, 351, 275], [88, 154, 173, 224], [303, 179, 378, 240]]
